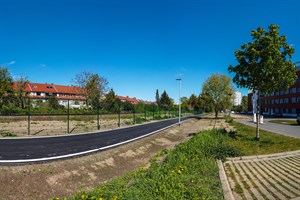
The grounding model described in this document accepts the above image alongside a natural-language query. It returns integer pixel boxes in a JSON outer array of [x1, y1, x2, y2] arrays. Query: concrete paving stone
[[234, 162, 265, 200], [260, 160, 300, 196], [249, 161, 289, 200], [269, 159, 300, 181], [228, 162, 254, 200], [255, 161, 296, 198], [223, 151, 300, 200], [239, 162, 276, 200], [262, 160, 300, 193], [247, 161, 286, 199]]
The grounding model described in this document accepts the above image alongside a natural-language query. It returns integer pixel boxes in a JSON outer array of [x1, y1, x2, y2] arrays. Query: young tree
[[102, 89, 119, 112], [73, 71, 108, 109], [155, 89, 160, 108], [188, 94, 198, 111], [0, 67, 14, 108], [14, 76, 29, 109], [228, 24, 296, 139], [241, 96, 248, 112], [160, 90, 172, 110], [48, 96, 60, 109], [202, 74, 235, 118]]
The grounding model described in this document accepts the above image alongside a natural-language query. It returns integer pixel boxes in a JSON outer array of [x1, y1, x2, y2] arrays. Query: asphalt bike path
[[0, 116, 195, 163]]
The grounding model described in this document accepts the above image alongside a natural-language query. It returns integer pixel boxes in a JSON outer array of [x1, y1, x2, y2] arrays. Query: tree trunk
[[256, 91, 260, 140]]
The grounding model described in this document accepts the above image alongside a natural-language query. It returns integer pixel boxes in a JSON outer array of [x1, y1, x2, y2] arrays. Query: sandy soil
[[0, 116, 233, 200], [0, 114, 153, 137]]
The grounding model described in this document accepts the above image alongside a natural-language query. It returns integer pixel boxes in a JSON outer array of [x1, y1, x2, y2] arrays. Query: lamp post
[[176, 78, 182, 125]]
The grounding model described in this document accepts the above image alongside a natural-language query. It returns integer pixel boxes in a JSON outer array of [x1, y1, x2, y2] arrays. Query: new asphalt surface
[[0, 116, 195, 163]]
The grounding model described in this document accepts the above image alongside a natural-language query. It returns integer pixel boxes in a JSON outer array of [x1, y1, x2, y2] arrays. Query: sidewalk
[[235, 119, 300, 139]]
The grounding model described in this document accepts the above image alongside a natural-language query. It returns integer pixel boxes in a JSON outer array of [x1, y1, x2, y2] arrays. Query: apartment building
[[248, 63, 300, 117]]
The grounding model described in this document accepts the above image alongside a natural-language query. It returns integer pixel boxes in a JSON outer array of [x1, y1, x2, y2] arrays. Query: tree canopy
[[228, 24, 296, 139], [73, 71, 108, 109], [202, 73, 235, 118], [228, 24, 296, 94], [0, 67, 14, 108]]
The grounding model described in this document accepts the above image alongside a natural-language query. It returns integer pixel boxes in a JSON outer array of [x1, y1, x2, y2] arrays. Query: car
[[297, 113, 300, 125]]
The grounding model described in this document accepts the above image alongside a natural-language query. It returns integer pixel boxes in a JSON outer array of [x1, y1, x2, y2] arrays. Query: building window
[[279, 90, 284, 95], [291, 97, 296, 103], [37, 92, 41, 96], [297, 97, 300, 103], [284, 98, 289, 103], [69, 94, 72, 97], [290, 88, 296, 94], [297, 87, 300, 93], [284, 90, 289, 95], [280, 98, 283, 104]]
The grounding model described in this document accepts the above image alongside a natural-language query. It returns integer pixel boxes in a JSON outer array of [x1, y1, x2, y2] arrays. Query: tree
[[160, 90, 172, 110], [155, 89, 160, 108], [241, 96, 248, 112], [0, 67, 14, 109], [102, 89, 120, 112], [188, 94, 198, 111], [14, 76, 29, 109], [228, 24, 296, 139], [48, 96, 60, 109], [73, 71, 108, 109], [202, 74, 235, 118]]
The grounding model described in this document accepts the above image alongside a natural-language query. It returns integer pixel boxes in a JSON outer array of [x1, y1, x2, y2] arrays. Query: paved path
[[222, 150, 300, 200], [235, 119, 300, 139], [0, 116, 196, 164]]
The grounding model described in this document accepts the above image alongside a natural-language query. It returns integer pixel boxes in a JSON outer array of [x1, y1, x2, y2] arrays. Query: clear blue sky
[[1, 0, 299, 102]]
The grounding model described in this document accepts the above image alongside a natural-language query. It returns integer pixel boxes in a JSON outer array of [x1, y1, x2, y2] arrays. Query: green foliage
[[202, 73, 235, 118], [228, 24, 296, 94], [0, 67, 14, 109], [160, 90, 172, 110], [0, 131, 17, 137], [101, 89, 120, 113], [14, 76, 29, 109], [48, 96, 60, 109]]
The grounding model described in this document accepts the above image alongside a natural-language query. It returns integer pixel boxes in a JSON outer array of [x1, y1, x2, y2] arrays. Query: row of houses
[[248, 64, 300, 117], [12, 82, 149, 109]]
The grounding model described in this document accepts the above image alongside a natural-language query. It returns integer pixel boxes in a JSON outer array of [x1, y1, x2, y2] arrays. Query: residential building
[[248, 63, 300, 117], [234, 91, 242, 106], [13, 82, 86, 108]]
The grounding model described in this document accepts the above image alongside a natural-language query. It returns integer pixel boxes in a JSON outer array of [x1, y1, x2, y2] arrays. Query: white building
[[233, 91, 242, 106]]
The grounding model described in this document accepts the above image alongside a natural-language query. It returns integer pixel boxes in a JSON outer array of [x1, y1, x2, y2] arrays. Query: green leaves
[[228, 24, 296, 94]]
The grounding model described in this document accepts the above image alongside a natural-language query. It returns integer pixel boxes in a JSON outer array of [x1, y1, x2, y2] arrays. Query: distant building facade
[[13, 82, 152, 108], [247, 63, 300, 117], [234, 91, 242, 106]]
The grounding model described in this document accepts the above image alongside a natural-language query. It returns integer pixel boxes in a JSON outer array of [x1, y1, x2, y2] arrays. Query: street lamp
[[176, 77, 182, 125]]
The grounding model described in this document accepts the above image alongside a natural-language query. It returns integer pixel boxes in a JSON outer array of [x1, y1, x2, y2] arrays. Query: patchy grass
[[53, 120, 300, 200]]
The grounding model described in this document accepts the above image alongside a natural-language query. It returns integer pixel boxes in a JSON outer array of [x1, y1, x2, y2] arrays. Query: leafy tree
[[188, 94, 198, 111], [73, 71, 108, 109], [241, 96, 248, 112], [160, 90, 172, 110], [123, 100, 134, 112], [14, 76, 29, 109], [228, 24, 296, 139], [0, 67, 14, 109], [48, 96, 60, 109], [102, 89, 120, 112], [155, 89, 160, 108], [181, 97, 189, 111], [202, 74, 235, 118]]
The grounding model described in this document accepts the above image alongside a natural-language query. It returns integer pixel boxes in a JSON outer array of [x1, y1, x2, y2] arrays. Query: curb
[[217, 160, 235, 200]]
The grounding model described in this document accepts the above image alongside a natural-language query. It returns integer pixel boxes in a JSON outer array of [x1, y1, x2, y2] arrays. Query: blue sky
[[1, 0, 299, 102]]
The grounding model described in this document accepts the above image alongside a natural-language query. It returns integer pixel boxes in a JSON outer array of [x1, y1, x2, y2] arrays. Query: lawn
[[54, 119, 300, 200]]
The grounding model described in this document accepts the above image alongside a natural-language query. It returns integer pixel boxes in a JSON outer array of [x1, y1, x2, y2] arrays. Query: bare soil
[[0, 114, 152, 137], [0, 115, 233, 200]]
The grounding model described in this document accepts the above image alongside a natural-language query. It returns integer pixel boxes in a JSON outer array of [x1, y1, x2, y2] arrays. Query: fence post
[[118, 106, 120, 127], [67, 99, 70, 133], [133, 105, 136, 124], [27, 97, 30, 135], [144, 104, 146, 120], [152, 105, 155, 120], [97, 101, 100, 130]]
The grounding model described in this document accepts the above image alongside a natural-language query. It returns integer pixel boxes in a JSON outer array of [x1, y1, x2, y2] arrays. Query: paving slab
[[221, 151, 300, 200]]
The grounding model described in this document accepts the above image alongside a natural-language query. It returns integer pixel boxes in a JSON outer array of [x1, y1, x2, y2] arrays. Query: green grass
[[269, 119, 299, 126], [227, 121, 300, 155], [53, 120, 300, 200]]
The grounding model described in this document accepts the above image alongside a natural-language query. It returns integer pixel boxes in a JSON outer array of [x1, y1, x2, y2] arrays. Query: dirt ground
[[0, 116, 233, 200], [0, 114, 153, 137]]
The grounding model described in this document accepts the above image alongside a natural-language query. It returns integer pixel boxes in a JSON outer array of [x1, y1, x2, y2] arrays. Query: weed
[[0, 131, 17, 137]]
